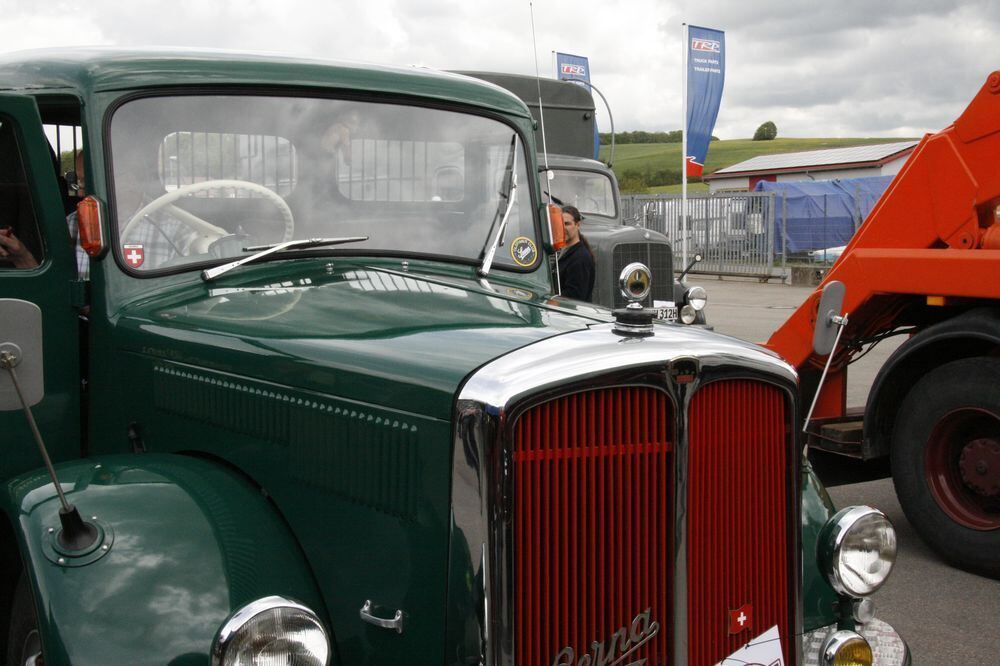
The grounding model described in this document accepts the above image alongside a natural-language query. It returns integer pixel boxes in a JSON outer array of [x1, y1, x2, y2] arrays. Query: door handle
[[359, 599, 404, 634]]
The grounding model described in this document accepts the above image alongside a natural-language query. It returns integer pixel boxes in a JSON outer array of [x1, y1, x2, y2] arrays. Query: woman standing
[[557, 205, 595, 301]]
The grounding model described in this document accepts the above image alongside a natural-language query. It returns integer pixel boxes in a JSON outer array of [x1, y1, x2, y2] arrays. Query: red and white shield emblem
[[728, 603, 753, 634], [124, 244, 145, 268]]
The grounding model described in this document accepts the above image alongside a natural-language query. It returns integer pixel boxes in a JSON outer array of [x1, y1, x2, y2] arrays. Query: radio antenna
[[529, 1, 550, 174]]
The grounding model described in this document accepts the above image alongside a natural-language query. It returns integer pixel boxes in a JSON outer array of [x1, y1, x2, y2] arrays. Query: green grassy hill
[[598, 137, 915, 194]]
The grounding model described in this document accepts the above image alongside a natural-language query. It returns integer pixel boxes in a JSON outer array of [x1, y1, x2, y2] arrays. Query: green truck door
[[0, 94, 82, 480]]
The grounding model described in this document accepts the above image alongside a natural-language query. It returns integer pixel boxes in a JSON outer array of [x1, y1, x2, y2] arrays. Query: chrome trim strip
[[448, 322, 799, 665], [211, 595, 327, 666]]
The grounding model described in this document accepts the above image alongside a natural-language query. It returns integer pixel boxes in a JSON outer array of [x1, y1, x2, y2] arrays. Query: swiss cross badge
[[124, 244, 145, 268], [728, 603, 753, 634]]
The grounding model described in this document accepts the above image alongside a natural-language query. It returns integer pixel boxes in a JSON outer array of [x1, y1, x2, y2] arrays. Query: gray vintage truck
[[458, 71, 707, 323]]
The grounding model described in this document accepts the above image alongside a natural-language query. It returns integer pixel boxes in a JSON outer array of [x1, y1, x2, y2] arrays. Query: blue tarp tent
[[754, 176, 893, 253]]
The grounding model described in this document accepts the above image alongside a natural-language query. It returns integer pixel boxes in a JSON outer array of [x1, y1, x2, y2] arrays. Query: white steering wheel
[[121, 180, 294, 255]]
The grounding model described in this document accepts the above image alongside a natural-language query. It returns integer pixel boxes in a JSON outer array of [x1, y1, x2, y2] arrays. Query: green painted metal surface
[[2, 454, 326, 665], [0, 93, 81, 482], [0, 49, 859, 665], [0, 48, 531, 120], [88, 258, 605, 663], [800, 459, 842, 631]]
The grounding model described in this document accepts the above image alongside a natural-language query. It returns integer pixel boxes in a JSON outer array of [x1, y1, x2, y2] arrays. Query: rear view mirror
[[0, 299, 43, 410], [812, 281, 846, 356]]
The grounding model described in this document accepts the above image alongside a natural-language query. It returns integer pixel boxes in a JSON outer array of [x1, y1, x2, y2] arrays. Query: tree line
[[600, 120, 778, 145], [598, 130, 719, 145]]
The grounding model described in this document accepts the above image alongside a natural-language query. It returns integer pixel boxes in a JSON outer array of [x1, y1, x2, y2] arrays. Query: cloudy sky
[[3, 0, 998, 139]]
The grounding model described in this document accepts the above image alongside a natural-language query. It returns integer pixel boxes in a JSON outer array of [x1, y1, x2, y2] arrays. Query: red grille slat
[[514, 387, 673, 666], [688, 379, 791, 666]]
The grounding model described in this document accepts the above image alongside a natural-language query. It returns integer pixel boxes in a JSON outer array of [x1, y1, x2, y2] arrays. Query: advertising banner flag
[[555, 52, 600, 159], [685, 26, 725, 177]]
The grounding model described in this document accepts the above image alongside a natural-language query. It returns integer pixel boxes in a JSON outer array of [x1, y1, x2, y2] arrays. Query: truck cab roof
[[0, 48, 532, 119]]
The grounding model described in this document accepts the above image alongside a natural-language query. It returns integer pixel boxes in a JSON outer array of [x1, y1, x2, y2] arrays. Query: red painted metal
[[766, 71, 1000, 422], [924, 407, 1000, 531], [514, 387, 673, 666], [688, 379, 792, 666]]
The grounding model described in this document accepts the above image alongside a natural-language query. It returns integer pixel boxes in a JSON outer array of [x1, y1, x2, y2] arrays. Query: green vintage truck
[[0, 49, 907, 665]]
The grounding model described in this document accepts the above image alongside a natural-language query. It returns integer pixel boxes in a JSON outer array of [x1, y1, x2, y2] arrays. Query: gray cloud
[[1, 0, 998, 138]]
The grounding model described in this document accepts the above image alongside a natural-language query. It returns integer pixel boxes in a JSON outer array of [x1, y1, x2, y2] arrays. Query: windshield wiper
[[542, 191, 565, 206], [478, 134, 519, 277], [201, 236, 368, 282]]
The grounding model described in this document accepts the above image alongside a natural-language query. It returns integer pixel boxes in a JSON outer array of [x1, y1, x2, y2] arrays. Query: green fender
[[1, 453, 330, 666], [800, 457, 841, 631]]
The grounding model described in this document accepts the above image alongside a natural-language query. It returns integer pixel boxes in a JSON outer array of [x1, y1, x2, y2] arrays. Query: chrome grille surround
[[448, 322, 801, 666]]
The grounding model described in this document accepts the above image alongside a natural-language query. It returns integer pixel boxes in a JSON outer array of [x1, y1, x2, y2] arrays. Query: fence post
[[766, 192, 775, 280], [854, 183, 862, 232], [781, 192, 788, 272], [823, 193, 828, 262]]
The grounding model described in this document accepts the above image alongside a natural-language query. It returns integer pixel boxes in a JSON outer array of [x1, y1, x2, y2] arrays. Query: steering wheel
[[121, 180, 294, 255]]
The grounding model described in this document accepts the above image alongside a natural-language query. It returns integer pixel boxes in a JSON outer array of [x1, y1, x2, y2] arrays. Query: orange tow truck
[[767, 71, 1000, 578]]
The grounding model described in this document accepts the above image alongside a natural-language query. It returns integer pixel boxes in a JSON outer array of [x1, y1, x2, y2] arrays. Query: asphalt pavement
[[699, 276, 1000, 664]]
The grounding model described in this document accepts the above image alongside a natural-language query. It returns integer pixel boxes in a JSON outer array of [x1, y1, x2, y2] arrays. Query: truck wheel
[[891, 358, 1000, 578], [4, 575, 40, 666]]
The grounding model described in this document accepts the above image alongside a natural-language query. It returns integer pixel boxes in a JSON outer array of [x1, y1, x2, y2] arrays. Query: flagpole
[[681, 23, 689, 272]]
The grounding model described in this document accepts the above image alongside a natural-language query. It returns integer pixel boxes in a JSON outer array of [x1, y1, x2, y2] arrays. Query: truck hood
[[114, 260, 608, 420]]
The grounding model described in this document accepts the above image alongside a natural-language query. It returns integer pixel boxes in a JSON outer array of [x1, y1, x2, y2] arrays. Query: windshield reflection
[[110, 95, 537, 273], [547, 169, 616, 218]]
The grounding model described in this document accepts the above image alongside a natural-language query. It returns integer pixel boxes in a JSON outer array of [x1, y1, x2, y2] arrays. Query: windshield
[[547, 168, 616, 218], [109, 95, 537, 273]]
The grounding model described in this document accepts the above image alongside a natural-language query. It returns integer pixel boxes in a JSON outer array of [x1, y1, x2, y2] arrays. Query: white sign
[[716, 624, 784, 666]]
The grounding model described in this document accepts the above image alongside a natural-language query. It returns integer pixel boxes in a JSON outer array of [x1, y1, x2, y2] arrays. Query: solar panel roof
[[709, 140, 918, 176]]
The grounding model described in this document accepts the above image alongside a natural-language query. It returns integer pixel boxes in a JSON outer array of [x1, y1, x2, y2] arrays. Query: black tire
[[4, 574, 40, 666], [891, 357, 1000, 578]]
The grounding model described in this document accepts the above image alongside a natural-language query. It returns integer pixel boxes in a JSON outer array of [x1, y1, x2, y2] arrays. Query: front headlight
[[684, 285, 707, 311], [820, 506, 897, 597], [822, 630, 874, 666], [212, 596, 330, 666]]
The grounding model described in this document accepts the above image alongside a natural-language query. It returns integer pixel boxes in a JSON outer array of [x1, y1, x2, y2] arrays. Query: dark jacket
[[558, 240, 595, 301]]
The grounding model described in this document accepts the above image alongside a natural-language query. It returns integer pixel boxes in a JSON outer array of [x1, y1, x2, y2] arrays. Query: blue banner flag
[[555, 52, 600, 159], [686, 26, 725, 177]]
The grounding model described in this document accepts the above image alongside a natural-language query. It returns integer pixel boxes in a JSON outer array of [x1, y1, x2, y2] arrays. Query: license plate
[[653, 306, 678, 321]]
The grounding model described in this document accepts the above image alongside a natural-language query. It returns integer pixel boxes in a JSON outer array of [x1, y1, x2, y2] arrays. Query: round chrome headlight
[[684, 285, 707, 311], [212, 596, 330, 666], [820, 506, 897, 597], [680, 304, 698, 324]]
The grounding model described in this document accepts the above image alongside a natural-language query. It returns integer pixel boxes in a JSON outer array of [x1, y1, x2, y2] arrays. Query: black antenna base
[[57, 505, 99, 552]]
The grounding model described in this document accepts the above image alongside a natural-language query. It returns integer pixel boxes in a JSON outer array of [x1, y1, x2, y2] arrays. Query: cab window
[[0, 119, 43, 269]]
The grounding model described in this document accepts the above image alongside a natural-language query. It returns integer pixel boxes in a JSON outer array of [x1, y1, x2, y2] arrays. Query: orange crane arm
[[766, 71, 1000, 370]]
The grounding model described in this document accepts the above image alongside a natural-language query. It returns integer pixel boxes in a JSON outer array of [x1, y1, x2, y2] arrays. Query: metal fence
[[622, 188, 885, 278], [622, 192, 777, 278]]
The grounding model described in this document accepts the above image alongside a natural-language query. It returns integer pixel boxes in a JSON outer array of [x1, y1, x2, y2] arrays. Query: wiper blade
[[201, 236, 368, 282], [478, 134, 519, 277]]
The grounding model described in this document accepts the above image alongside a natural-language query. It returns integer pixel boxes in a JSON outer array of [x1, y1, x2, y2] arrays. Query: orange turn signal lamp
[[76, 196, 105, 257], [547, 203, 566, 251]]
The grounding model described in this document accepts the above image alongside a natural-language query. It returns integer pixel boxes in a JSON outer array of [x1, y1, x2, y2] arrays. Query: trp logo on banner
[[691, 38, 721, 53], [686, 25, 725, 178], [555, 51, 599, 159]]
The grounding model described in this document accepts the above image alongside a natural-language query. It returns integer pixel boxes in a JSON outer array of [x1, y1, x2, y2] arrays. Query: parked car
[[0, 49, 907, 665]]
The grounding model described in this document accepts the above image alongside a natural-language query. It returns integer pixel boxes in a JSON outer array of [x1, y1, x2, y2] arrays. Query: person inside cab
[[557, 205, 595, 302]]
